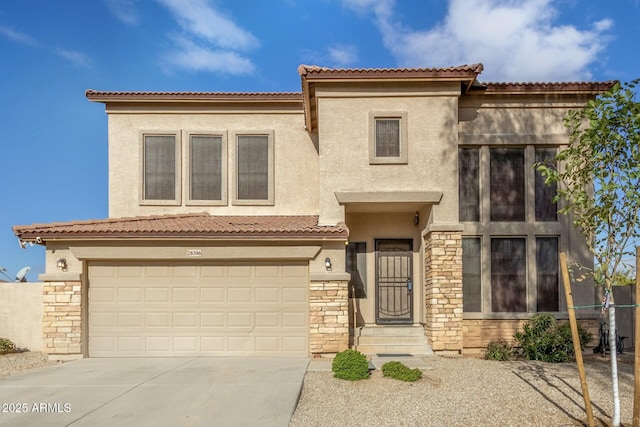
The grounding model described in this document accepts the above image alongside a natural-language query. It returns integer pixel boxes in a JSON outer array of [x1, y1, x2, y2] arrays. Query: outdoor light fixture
[[57, 258, 67, 270], [414, 211, 420, 226], [324, 257, 332, 270]]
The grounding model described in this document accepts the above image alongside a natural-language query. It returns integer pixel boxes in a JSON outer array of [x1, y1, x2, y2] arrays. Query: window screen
[[375, 119, 400, 157], [237, 135, 269, 200], [491, 238, 526, 312], [490, 148, 525, 221], [536, 237, 559, 311], [462, 238, 482, 312], [190, 135, 222, 201], [535, 148, 558, 221], [144, 135, 176, 200], [459, 148, 480, 222]]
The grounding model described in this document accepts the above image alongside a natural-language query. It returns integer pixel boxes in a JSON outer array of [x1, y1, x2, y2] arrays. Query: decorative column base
[[309, 273, 350, 357]]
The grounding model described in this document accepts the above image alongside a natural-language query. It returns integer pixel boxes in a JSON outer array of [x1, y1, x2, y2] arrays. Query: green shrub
[[381, 361, 423, 382], [514, 313, 592, 363], [332, 349, 370, 381], [0, 338, 16, 355], [485, 339, 514, 361]]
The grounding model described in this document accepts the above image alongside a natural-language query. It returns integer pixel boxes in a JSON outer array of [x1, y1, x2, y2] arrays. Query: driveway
[[0, 357, 309, 427]]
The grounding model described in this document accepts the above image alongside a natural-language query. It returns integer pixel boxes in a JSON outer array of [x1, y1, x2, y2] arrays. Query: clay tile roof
[[477, 81, 617, 94], [13, 214, 348, 241], [297, 63, 484, 79], [85, 90, 303, 102]]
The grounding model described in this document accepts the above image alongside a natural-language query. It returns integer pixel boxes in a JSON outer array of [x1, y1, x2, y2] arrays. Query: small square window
[[369, 112, 408, 164]]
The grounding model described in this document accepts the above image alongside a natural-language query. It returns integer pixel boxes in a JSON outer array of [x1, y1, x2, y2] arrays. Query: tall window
[[491, 238, 527, 312], [490, 148, 525, 221], [236, 134, 272, 202], [462, 238, 482, 312], [535, 147, 558, 221], [375, 119, 400, 157], [143, 134, 177, 201], [459, 148, 480, 222], [536, 237, 559, 311], [190, 135, 222, 201]]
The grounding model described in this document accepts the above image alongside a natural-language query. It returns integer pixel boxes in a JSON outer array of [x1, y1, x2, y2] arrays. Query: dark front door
[[375, 239, 413, 324]]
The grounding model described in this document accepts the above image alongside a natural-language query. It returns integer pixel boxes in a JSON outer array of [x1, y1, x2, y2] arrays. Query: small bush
[[381, 361, 423, 382], [0, 338, 16, 355], [514, 313, 592, 363], [485, 339, 514, 361], [332, 349, 370, 381]]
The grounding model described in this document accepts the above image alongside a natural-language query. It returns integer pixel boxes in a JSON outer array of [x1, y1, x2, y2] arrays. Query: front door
[[375, 239, 413, 324]]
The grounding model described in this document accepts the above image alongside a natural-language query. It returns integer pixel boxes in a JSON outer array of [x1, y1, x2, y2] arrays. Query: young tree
[[538, 79, 640, 427]]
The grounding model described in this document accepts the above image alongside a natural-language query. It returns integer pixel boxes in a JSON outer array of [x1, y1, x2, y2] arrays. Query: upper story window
[[490, 148, 525, 221], [188, 133, 227, 205], [458, 147, 480, 222], [141, 133, 180, 205], [534, 147, 558, 221], [233, 131, 274, 205], [369, 112, 408, 164]]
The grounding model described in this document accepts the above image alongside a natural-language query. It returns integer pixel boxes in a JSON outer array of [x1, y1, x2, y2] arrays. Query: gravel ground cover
[[0, 352, 61, 380], [290, 355, 636, 427]]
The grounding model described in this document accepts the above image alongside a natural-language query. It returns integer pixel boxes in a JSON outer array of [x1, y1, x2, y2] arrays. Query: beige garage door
[[88, 262, 309, 357]]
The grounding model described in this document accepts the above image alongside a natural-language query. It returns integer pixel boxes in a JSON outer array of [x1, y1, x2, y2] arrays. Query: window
[[491, 238, 527, 312], [369, 112, 408, 164], [535, 147, 558, 221], [188, 134, 226, 205], [459, 148, 480, 222], [233, 132, 274, 205], [536, 237, 559, 311], [142, 134, 179, 204], [490, 148, 525, 221], [346, 242, 367, 298], [462, 238, 481, 312]]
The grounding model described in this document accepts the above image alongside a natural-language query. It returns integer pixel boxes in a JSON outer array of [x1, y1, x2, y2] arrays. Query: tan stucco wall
[[314, 82, 460, 226], [0, 282, 43, 351], [107, 110, 318, 218]]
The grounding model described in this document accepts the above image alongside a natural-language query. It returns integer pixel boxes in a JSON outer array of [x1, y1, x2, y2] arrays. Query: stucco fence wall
[[0, 282, 43, 351]]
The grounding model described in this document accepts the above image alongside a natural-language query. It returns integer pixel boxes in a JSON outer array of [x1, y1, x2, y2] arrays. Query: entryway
[[375, 239, 413, 324]]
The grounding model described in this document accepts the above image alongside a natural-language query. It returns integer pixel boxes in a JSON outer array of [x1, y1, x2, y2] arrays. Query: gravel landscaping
[[0, 351, 61, 380], [290, 355, 637, 427]]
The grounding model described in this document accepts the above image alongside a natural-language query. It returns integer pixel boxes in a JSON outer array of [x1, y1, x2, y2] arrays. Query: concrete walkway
[[0, 357, 309, 427]]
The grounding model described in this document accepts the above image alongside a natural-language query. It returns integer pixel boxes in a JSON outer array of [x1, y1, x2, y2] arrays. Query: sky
[[0, 0, 638, 282]]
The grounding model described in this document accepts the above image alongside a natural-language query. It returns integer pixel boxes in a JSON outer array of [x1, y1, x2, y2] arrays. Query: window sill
[[463, 311, 600, 320]]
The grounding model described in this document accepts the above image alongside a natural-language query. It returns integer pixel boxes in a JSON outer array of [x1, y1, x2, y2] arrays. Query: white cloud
[[327, 45, 358, 67], [55, 48, 94, 68], [0, 25, 39, 47], [345, 0, 612, 81], [104, 0, 140, 26], [156, 0, 258, 76], [157, 0, 258, 51], [162, 37, 254, 75]]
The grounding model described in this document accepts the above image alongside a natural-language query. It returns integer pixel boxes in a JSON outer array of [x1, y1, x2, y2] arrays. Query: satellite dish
[[15, 266, 30, 282]]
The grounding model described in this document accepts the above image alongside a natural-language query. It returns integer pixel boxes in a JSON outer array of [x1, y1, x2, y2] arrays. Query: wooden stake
[[633, 247, 640, 427], [561, 252, 595, 427]]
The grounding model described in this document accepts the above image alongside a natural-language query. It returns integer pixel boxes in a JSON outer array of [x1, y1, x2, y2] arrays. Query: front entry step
[[354, 325, 433, 356]]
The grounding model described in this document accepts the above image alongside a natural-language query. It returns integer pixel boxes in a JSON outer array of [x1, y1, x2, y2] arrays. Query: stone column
[[309, 273, 350, 357], [424, 225, 464, 355], [42, 281, 82, 359]]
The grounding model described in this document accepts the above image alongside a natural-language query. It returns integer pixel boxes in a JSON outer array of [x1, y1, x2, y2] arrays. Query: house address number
[[186, 249, 202, 257]]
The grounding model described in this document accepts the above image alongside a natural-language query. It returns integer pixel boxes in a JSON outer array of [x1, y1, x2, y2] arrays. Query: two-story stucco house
[[13, 64, 613, 359]]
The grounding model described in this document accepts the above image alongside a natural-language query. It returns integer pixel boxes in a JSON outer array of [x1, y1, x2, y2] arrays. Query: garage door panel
[[89, 262, 309, 357]]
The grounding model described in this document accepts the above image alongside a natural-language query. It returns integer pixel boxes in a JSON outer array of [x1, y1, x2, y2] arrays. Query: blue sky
[[0, 0, 638, 281]]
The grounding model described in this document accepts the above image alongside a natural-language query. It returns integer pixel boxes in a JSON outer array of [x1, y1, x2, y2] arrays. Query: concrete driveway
[[0, 357, 309, 427]]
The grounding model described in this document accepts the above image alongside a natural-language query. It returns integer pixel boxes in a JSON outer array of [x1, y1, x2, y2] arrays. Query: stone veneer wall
[[462, 318, 600, 356], [424, 229, 463, 354], [42, 281, 82, 356], [309, 279, 350, 357]]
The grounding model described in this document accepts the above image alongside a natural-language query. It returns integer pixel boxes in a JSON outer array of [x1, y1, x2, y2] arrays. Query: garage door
[[88, 262, 309, 357]]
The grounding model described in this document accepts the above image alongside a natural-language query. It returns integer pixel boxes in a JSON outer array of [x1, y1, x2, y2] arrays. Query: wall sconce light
[[57, 258, 67, 271], [324, 257, 332, 271], [414, 211, 420, 226]]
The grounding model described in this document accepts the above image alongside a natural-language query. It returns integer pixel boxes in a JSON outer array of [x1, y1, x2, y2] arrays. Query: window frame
[[139, 131, 181, 206], [185, 131, 228, 206], [368, 111, 408, 164], [231, 130, 275, 206]]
